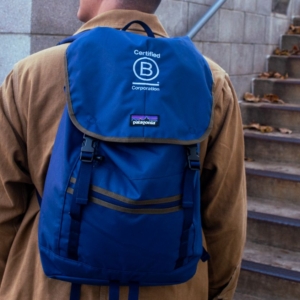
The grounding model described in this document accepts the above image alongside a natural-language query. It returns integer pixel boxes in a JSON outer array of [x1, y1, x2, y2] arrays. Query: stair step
[[233, 292, 262, 300], [280, 34, 300, 50], [267, 55, 300, 78], [247, 196, 300, 219], [247, 211, 300, 251], [243, 241, 300, 272], [240, 102, 300, 133], [293, 16, 300, 26], [244, 130, 300, 164], [237, 260, 300, 300], [252, 78, 300, 104], [245, 161, 300, 202]]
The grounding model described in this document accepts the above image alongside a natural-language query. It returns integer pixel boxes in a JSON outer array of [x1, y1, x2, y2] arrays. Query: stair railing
[[187, 0, 228, 39]]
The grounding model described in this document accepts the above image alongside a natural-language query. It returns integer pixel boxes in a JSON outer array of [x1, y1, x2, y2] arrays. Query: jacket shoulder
[[14, 44, 69, 76]]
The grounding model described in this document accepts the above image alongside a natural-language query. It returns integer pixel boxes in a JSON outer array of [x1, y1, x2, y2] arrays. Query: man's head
[[78, 0, 162, 23]]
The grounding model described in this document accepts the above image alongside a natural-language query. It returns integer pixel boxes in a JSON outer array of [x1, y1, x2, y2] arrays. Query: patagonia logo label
[[130, 115, 159, 126]]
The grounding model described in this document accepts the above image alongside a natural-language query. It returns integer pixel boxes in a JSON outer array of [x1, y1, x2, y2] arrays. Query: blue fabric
[[64, 26, 213, 143], [109, 282, 120, 300], [38, 22, 213, 294], [70, 283, 81, 300], [128, 283, 139, 300]]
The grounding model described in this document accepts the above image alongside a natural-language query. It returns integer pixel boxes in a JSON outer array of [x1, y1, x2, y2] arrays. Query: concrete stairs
[[235, 16, 300, 300]]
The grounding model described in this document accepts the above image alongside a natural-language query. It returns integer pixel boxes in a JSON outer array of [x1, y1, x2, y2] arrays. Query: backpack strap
[[68, 135, 96, 260], [176, 144, 202, 268], [121, 20, 155, 38], [128, 283, 139, 300], [70, 283, 81, 300], [109, 282, 139, 300]]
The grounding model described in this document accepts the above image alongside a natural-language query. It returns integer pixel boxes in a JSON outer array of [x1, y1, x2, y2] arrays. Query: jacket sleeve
[[201, 73, 247, 300], [0, 70, 33, 284]]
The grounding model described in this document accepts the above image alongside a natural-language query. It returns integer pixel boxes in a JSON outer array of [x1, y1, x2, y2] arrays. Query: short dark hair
[[117, 0, 162, 13]]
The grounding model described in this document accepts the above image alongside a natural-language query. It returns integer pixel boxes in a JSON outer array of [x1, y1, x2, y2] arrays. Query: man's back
[[0, 6, 246, 300]]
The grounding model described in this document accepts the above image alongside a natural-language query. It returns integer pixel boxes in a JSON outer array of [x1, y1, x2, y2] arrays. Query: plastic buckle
[[80, 135, 95, 162], [187, 145, 200, 171]]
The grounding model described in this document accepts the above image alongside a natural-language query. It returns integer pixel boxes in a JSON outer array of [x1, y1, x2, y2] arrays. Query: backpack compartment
[[39, 113, 203, 284]]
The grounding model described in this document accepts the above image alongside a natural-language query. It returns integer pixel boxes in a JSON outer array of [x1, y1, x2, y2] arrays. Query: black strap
[[109, 282, 120, 300], [68, 136, 96, 260], [70, 283, 81, 300], [128, 283, 139, 300], [122, 20, 155, 38]]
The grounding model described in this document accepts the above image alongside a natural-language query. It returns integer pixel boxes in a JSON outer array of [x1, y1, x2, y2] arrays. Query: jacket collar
[[75, 9, 168, 38]]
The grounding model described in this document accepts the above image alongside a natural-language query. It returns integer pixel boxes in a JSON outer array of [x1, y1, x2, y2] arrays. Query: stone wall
[[1, 0, 300, 98]]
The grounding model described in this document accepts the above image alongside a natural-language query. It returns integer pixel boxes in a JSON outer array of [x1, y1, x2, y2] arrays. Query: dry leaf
[[243, 92, 260, 103], [258, 71, 287, 79], [278, 128, 292, 134], [259, 72, 272, 78], [259, 126, 274, 133], [243, 123, 274, 133], [273, 45, 300, 56], [287, 25, 300, 34], [261, 94, 285, 104], [243, 123, 260, 130], [244, 157, 254, 162], [291, 45, 300, 55], [273, 47, 291, 56]]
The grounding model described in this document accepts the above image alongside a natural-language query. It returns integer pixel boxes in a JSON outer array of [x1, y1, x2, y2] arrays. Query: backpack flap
[[65, 26, 214, 144]]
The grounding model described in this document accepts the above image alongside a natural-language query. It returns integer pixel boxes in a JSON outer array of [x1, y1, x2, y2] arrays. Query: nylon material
[[192, 171, 203, 257], [98, 142, 186, 181], [90, 197, 181, 214], [91, 170, 183, 203], [67, 186, 181, 207], [86, 143, 186, 201], [90, 186, 181, 205], [59, 193, 74, 258], [40, 245, 199, 285], [39, 108, 80, 254], [78, 203, 184, 273], [67, 188, 181, 209], [66, 28, 213, 142]]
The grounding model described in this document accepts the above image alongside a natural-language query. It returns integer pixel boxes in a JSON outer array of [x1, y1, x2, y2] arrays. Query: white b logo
[[133, 57, 159, 81]]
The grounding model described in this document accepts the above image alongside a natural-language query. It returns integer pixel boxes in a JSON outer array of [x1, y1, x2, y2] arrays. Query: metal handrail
[[187, 0, 227, 39]]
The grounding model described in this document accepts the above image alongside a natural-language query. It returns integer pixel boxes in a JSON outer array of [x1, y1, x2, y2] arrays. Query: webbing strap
[[129, 283, 139, 300], [68, 160, 94, 260], [70, 283, 81, 300], [109, 282, 120, 300], [176, 167, 195, 268]]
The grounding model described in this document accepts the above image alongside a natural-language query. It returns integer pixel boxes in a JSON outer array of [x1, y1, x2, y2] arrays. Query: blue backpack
[[38, 21, 213, 300]]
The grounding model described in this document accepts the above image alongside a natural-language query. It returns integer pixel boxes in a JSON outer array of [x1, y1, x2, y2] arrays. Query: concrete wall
[[1, 0, 300, 98], [0, 0, 81, 84]]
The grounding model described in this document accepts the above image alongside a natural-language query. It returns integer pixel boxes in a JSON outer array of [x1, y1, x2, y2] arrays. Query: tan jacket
[[0, 10, 246, 300]]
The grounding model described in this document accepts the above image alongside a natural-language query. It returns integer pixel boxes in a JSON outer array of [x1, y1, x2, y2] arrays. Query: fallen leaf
[[243, 92, 260, 103], [273, 47, 291, 56], [261, 94, 285, 104], [278, 128, 292, 134], [243, 123, 274, 133], [287, 25, 300, 34], [244, 157, 254, 162], [258, 71, 287, 79], [291, 45, 300, 55], [243, 123, 260, 130], [258, 72, 272, 78], [259, 126, 274, 133]]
